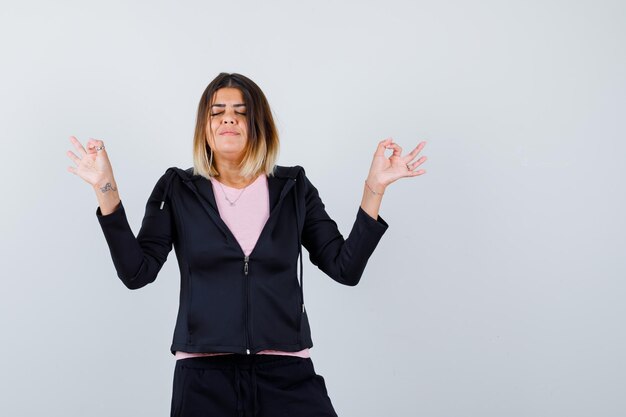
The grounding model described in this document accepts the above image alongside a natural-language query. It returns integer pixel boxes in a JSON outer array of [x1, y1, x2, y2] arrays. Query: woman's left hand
[[366, 138, 427, 193]]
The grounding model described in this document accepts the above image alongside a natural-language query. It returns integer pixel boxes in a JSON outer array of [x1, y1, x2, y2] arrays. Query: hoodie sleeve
[[96, 171, 174, 289], [300, 171, 388, 286]]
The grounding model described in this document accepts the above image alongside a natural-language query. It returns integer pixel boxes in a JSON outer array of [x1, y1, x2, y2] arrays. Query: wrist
[[364, 179, 385, 196], [93, 178, 117, 193]]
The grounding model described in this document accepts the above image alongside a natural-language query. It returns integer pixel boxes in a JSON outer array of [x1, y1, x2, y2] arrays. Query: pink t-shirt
[[175, 174, 310, 360]]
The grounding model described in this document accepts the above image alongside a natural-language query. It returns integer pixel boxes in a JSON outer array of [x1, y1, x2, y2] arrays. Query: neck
[[213, 156, 255, 188]]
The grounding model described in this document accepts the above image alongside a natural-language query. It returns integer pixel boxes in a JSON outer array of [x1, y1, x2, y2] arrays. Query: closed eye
[[210, 111, 247, 116]]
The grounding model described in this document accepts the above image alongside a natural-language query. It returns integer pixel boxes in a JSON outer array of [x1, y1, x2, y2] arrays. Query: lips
[[219, 131, 239, 136]]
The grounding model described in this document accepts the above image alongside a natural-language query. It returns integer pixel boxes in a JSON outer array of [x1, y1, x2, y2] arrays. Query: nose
[[221, 109, 238, 124]]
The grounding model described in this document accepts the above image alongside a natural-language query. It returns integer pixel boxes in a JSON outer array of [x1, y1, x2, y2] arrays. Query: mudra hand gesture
[[66, 136, 116, 190], [66, 136, 121, 215], [365, 138, 427, 194]]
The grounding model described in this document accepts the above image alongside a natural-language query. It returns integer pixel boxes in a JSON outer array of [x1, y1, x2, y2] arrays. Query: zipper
[[184, 177, 298, 355], [244, 255, 251, 355]]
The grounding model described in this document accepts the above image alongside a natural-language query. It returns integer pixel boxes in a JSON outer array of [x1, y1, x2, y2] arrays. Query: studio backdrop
[[0, 1, 624, 416]]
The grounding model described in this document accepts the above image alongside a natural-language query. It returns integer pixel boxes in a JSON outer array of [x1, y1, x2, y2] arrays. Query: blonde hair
[[192, 73, 280, 179]]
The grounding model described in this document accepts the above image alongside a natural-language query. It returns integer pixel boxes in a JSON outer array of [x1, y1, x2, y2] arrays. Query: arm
[[301, 138, 428, 286], [66, 136, 173, 290], [96, 172, 174, 289], [301, 172, 388, 286]]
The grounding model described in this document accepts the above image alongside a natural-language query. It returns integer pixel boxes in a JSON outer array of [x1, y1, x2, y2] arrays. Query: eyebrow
[[210, 103, 246, 108]]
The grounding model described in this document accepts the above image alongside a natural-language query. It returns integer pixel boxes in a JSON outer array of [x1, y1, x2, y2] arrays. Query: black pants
[[170, 354, 339, 417]]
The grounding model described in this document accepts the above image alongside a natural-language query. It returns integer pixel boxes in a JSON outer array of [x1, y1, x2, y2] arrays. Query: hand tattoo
[[99, 183, 117, 193]]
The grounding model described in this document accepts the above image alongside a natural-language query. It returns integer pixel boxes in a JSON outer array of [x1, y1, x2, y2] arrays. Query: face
[[206, 87, 249, 162]]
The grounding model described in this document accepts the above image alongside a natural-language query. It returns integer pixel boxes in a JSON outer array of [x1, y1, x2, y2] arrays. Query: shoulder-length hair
[[192, 73, 280, 179]]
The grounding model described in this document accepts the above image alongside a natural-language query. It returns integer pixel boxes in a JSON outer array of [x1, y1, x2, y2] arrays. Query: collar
[[159, 165, 302, 213]]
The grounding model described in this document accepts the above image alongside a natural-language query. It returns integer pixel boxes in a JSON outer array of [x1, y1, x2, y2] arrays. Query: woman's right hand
[[66, 136, 115, 188], [67, 136, 121, 215]]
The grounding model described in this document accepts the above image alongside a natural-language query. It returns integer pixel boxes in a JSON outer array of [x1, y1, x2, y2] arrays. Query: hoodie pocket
[[186, 265, 195, 341], [296, 297, 303, 344]]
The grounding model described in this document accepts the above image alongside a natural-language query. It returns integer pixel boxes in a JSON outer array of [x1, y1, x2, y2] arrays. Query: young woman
[[67, 72, 427, 417]]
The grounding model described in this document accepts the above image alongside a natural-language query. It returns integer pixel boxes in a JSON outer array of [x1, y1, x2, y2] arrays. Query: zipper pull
[[246, 349, 251, 355], [244, 255, 249, 275]]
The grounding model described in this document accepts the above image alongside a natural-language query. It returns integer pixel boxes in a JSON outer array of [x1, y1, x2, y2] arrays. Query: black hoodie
[[96, 165, 388, 355]]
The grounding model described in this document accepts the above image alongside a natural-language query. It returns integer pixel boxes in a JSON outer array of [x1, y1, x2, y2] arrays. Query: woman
[[67, 72, 427, 417]]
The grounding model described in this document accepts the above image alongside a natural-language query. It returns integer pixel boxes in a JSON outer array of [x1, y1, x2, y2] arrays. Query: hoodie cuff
[[357, 206, 389, 231], [96, 201, 125, 225]]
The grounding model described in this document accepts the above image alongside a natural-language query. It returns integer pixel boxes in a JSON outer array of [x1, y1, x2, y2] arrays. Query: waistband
[[176, 353, 310, 370]]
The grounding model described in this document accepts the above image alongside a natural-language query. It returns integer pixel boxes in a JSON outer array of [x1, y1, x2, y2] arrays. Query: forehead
[[211, 87, 245, 104]]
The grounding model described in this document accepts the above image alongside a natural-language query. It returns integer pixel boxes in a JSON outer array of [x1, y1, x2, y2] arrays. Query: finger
[[86, 138, 105, 155], [402, 141, 427, 163], [67, 166, 77, 175], [407, 155, 428, 169], [66, 150, 82, 165], [374, 138, 394, 156], [408, 169, 426, 176], [69, 136, 88, 157], [386, 143, 403, 157]]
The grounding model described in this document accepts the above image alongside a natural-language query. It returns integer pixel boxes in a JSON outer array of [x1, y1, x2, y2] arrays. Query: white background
[[1, 0, 625, 416]]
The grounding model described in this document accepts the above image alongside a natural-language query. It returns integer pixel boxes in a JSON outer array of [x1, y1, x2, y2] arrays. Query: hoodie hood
[[159, 165, 303, 211]]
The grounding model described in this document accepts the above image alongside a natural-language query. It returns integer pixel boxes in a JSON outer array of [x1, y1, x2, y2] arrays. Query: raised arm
[[301, 138, 427, 286], [66, 137, 173, 289], [301, 171, 388, 287]]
